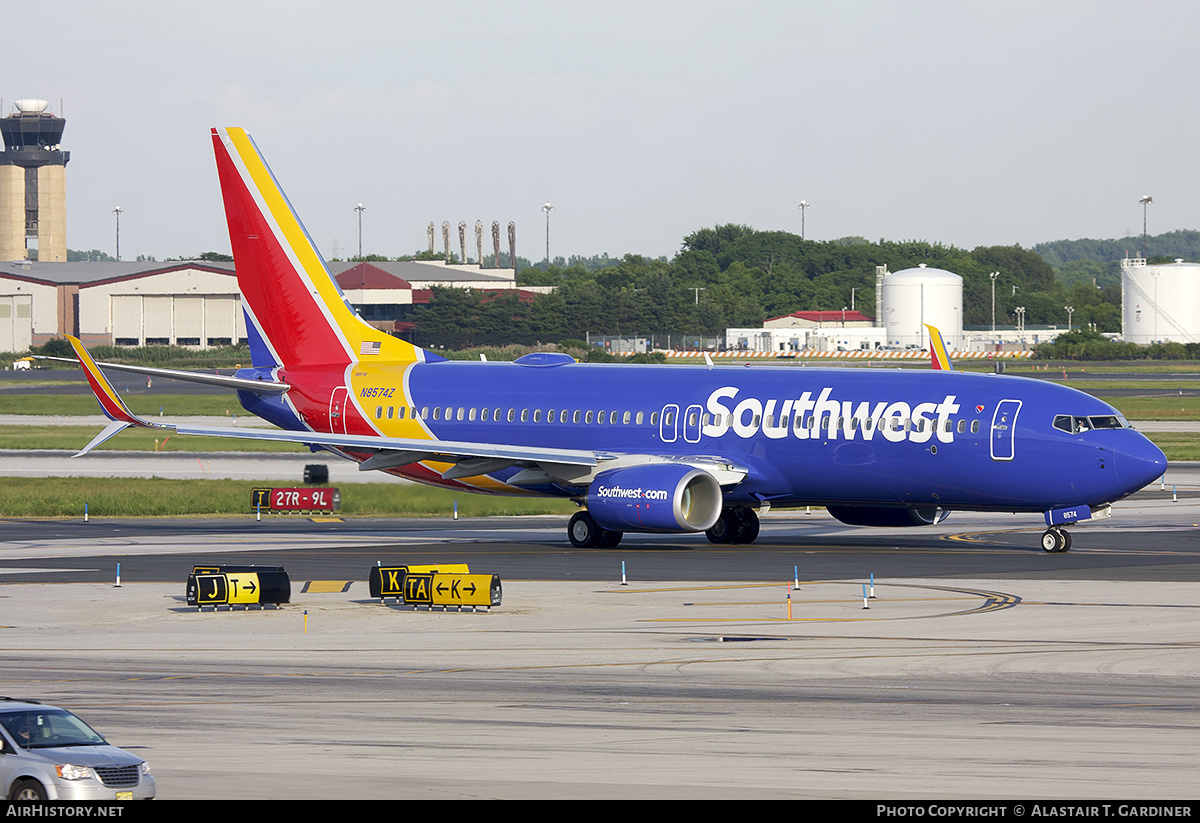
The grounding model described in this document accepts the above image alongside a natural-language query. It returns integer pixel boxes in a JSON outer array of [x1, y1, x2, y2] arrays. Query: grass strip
[[0, 426, 304, 452], [1052, 380, 1200, 390], [0, 477, 576, 518], [1143, 433, 1200, 462], [1096, 396, 1200, 419], [0, 394, 249, 416]]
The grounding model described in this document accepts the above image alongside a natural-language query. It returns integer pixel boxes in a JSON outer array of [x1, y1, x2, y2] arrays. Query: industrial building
[[726, 264, 964, 354], [722, 262, 1085, 356], [0, 258, 525, 351], [1121, 255, 1200, 344], [727, 310, 884, 353], [879, 264, 963, 349]]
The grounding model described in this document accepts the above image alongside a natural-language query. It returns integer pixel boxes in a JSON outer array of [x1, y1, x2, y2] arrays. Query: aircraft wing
[[169, 422, 601, 467], [64, 336, 749, 487], [64, 335, 598, 467]]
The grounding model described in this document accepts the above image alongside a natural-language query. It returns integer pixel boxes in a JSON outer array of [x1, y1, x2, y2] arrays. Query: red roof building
[[764, 309, 874, 329]]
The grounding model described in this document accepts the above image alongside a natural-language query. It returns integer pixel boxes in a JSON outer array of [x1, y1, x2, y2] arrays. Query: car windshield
[[0, 709, 106, 749]]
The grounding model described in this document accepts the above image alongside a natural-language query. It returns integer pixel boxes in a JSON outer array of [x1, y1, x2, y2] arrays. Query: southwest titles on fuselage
[[703, 386, 962, 443]]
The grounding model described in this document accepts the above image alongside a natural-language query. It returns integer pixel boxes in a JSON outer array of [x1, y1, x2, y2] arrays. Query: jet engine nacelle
[[588, 464, 723, 533], [826, 505, 950, 527]]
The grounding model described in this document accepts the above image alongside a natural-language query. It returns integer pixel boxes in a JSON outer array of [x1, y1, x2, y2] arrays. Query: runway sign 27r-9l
[[251, 487, 340, 512]]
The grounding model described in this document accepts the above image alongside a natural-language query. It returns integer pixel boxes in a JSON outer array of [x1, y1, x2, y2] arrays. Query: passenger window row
[[372, 405, 983, 434], [374, 406, 659, 426], [725, 414, 982, 434]]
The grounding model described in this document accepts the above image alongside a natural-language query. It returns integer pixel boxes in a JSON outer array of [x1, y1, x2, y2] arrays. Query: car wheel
[[10, 779, 47, 801]]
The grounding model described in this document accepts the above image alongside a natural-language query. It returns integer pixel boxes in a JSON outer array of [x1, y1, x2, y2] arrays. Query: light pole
[[1139, 195, 1153, 259], [542, 201, 553, 266], [112, 206, 123, 261], [990, 271, 1000, 334], [1065, 305, 1075, 332], [798, 201, 810, 240], [1015, 306, 1026, 337], [355, 203, 366, 259]]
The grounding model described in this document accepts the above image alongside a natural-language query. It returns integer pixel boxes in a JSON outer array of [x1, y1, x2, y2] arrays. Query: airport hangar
[[0, 258, 535, 351]]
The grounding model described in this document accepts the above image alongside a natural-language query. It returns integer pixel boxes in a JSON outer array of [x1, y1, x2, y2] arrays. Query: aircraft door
[[990, 399, 1021, 461], [660, 403, 679, 443], [329, 386, 350, 434], [683, 404, 703, 443]]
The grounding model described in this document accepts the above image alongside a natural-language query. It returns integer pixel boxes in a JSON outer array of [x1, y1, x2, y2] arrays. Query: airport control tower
[[0, 99, 69, 262]]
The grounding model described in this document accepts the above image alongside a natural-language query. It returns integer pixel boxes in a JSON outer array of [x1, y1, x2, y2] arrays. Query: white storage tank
[[880, 264, 963, 349], [1122, 257, 1200, 344]]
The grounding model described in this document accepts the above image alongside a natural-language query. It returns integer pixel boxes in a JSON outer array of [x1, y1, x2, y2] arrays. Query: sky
[[5, 1, 1197, 263]]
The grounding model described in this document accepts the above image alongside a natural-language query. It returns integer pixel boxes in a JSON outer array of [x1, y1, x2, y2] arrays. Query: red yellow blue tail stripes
[[212, 128, 429, 369]]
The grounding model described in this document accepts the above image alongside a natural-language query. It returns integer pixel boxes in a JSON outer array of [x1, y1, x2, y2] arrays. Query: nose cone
[[1118, 432, 1168, 495]]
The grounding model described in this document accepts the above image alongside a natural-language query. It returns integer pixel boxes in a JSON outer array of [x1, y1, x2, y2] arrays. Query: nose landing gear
[[1041, 527, 1072, 553]]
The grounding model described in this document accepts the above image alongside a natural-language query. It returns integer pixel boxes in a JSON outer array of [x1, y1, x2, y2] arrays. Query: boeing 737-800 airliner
[[66, 128, 1166, 553]]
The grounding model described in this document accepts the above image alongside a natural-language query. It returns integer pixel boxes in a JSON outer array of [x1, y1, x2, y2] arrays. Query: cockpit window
[[1054, 414, 1131, 434], [1053, 415, 1076, 433]]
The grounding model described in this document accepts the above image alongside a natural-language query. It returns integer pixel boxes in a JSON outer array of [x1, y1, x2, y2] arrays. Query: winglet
[[67, 336, 163, 430], [925, 324, 955, 371]]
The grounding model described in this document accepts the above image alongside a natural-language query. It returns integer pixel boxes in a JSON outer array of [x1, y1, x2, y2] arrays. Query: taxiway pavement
[[0, 499, 1198, 799]]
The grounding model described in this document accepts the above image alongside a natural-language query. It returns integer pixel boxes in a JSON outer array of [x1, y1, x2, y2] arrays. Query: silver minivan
[[0, 699, 155, 801]]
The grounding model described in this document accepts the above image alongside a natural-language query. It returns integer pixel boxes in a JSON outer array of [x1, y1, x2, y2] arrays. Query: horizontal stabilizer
[[72, 421, 132, 458], [36, 355, 289, 395]]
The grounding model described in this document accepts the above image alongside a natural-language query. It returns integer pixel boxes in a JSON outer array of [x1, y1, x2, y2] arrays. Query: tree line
[[408, 225, 1121, 349]]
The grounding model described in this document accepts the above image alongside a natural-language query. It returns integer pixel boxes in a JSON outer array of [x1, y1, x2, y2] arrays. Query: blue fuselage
[[241, 359, 1167, 514]]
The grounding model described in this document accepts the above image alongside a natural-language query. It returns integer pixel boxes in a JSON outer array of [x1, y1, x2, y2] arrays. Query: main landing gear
[[566, 507, 762, 548], [705, 507, 760, 544], [1041, 527, 1072, 553], [568, 511, 623, 548]]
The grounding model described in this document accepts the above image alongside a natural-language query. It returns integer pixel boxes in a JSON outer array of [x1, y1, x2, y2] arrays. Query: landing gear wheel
[[706, 508, 761, 544], [568, 511, 601, 548], [1041, 528, 1071, 553], [10, 779, 47, 801], [735, 508, 760, 544], [705, 509, 739, 544], [597, 528, 624, 548], [568, 512, 622, 549]]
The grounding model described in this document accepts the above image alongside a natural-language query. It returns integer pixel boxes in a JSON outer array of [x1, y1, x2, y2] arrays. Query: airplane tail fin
[[211, 128, 438, 370], [925, 324, 955, 371]]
